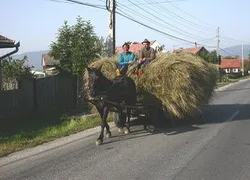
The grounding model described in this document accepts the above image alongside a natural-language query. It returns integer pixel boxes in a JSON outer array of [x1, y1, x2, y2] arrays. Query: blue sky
[[1, 0, 250, 54]]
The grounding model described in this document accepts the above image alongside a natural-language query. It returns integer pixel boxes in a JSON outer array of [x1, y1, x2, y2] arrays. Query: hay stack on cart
[[84, 52, 218, 120]]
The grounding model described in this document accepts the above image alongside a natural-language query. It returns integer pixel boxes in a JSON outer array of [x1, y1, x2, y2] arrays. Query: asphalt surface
[[1, 79, 250, 180]]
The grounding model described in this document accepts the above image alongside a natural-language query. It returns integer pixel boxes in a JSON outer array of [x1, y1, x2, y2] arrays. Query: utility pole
[[216, 27, 220, 60], [216, 27, 220, 81], [107, 0, 116, 57], [241, 44, 244, 76]]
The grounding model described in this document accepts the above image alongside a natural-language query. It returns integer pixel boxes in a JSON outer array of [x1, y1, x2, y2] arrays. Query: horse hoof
[[124, 128, 130, 134], [106, 132, 111, 138], [96, 139, 103, 146], [146, 125, 155, 132], [118, 128, 123, 133]]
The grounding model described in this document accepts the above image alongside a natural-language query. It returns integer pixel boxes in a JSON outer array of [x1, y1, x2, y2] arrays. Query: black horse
[[85, 67, 137, 145]]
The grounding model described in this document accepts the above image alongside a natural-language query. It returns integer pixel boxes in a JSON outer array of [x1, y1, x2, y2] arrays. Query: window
[[232, 68, 238, 73]]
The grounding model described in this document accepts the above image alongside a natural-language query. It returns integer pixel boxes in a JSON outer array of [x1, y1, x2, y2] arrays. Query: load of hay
[[84, 52, 218, 120]]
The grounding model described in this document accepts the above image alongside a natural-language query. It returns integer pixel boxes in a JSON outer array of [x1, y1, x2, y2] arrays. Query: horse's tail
[[127, 77, 137, 105]]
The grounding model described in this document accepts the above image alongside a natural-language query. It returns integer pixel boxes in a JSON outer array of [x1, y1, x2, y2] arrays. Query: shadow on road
[[107, 103, 250, 143]]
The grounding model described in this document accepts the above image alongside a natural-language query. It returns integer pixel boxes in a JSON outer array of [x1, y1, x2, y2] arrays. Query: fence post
[[33, 78, 37, 112], [76, 75, 79, 110]]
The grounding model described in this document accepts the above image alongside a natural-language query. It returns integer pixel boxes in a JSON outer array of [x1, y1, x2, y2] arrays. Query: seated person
[[118, 42, 137, 70], [138, 39, 156, 66]]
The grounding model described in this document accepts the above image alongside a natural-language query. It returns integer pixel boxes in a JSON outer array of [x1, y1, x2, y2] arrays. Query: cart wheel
[[113, 112, 126, 128]]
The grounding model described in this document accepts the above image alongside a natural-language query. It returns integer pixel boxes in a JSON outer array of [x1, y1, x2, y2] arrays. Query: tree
[[248, 53, 250, 59], [1, 56, 33, 90], [201, 50, 218, 64], [223, 55, 239, 59], [50, 16, 106, 76], [244, 61, 250, 73]]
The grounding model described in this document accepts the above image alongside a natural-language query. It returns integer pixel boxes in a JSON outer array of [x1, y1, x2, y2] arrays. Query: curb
[[215, 78, 250, 92]]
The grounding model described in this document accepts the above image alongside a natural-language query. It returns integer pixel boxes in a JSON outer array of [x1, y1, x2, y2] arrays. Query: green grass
[[217, 75, 250, 88], [0, 114, 112, 157]]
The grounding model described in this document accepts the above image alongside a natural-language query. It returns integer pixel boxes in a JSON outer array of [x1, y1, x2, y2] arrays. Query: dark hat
[[122, 42, 130, 49], [141, 39, 150, 44]]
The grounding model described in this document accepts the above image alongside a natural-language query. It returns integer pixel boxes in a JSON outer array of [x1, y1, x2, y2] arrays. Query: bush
[[222, 73, 242, 79]]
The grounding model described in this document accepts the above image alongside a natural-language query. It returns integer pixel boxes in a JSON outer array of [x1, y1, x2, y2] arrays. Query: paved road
[[1, 79, 250, 180]]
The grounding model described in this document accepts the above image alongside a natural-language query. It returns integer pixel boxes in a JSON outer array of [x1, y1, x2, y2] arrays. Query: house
[[41, 53, 60, 72], [219, 58, 241, 73], [0, 35, 15, 46], [0, 35, 20, 59], [173, 46, 208, 57], [115, 40, 166, 54]]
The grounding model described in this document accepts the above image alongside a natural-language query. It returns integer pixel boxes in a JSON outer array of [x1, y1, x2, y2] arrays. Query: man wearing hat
[[138, 39, 156, 65]]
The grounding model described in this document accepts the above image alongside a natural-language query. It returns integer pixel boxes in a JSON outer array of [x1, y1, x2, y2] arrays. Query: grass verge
[[0, 114, 112, 157], [217, 75, 250, 88]]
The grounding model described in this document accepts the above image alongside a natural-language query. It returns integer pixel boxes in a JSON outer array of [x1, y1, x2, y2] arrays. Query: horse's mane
[[84, 67, 112, 98]]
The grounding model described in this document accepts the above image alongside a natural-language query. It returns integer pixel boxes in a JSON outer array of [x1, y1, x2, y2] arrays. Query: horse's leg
[[124, 108, 131, 134], [95, 106, 105, 146], [96, 105, 111, 146], [103, 106, 111, 138], [117, 110, 124, 133], [95, 104, 111, 145]]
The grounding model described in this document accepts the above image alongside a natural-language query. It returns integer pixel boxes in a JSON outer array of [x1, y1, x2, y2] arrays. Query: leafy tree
[[244, 61, 250, 73], [1, 56, 33, 90], [248, 53, 250, 59], [50, 16, 106, 76], [224, 55, 239, 59], [1, 56, 33, 79], [201, 50, 218, 64], [95, 37, 109, 58]]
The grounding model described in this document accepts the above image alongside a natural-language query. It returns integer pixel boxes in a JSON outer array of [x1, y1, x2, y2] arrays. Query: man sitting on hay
[[117, 42, 137, 69], [138, 39, 156, 66], [117, 39, 156, 76]]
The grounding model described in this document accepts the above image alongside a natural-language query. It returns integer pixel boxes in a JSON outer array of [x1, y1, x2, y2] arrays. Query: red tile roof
[[116, 43, 143, 54], [220, 59, 241, 68], [173, 47, 203, 55], [0, 35, 15, 44], [116, 40, 156, 54]]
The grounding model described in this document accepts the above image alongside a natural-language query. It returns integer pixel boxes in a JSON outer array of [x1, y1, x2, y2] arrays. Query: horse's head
[[86, 66, 110, 97]]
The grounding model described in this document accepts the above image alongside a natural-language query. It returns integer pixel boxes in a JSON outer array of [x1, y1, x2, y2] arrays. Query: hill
[[221, 45, 250, 59], [13, 50, 49, 70]]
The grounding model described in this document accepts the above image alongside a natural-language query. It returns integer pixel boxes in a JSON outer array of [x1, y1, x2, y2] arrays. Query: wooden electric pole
[[242, 44, 244, 76], [107, 0, 116, 57], [216, 27, 220, 59]]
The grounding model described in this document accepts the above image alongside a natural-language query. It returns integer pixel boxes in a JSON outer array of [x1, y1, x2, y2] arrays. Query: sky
[[1, 0, 250, 55]]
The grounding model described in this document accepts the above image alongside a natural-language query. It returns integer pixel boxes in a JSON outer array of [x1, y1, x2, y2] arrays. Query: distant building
[[219, 58, 242, 73], [41, 53, 60, 72], [31, 70, 46, 78], [173, 46, 208, 57]]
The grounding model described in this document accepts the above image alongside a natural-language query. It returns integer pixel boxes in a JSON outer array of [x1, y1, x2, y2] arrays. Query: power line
[[220, 48, 238, 57], [142, 0, 215, 35], [116, 10, 195, 44], [123, 0, 188, 6], [167, 1, 216, 29], [125, 0, 205, 40], [48, 0, 208, 45], [64, 0, 106, 10], [173, 37, 216, 48], [47, 0, 74, 4], [117, 3, 202, 40]]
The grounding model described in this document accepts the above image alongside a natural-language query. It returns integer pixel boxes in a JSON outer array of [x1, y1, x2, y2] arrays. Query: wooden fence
[[0, 74, 77, 119]]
